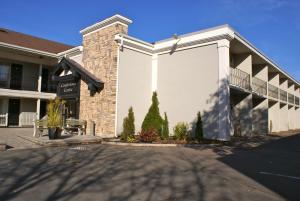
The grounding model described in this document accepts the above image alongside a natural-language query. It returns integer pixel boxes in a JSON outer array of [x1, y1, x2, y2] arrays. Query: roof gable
[[53, 57, 104, 95]]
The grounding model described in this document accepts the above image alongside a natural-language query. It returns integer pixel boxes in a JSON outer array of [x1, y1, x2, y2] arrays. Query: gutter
[[0, 42, 58, 58]]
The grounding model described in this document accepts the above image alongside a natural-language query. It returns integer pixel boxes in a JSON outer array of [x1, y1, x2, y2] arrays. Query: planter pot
[[48, 128, 60, 140]]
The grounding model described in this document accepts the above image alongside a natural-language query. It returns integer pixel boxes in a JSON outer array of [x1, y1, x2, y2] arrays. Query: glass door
[[64, 99, 79, 119]]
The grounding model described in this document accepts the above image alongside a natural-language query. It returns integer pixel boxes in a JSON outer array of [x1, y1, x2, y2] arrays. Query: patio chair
[[33, 119, 48, 137]]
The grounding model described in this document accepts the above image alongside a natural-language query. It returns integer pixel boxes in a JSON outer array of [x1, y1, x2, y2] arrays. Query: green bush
[[126, 135, 136, 143], [173, 122, 189, 140], [161, 112, 169, 139], [194, 111, 203, 142], [121, 107, 135, 140], [141, 92, 163, 135], [139, 128, 159, 143]]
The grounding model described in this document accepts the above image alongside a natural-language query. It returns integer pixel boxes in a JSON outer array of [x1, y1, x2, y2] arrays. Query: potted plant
[[47, 98, 65, 139]]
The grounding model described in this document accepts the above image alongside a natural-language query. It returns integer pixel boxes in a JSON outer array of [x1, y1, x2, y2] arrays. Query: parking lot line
[[259, 171, 300, 180]]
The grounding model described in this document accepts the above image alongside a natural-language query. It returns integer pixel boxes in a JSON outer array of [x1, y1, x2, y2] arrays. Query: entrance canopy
[[52, 57, 104, 97]]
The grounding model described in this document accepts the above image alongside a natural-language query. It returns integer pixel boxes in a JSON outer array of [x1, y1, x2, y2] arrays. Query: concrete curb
[[18, 135, 102, 147], [102, 141, 218, 148]]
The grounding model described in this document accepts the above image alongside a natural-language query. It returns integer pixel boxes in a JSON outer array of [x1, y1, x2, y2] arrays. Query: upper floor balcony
[[280, 89, 287, 102], [288, 93, 295, 105], [295, 97, 300, 106], [268, 84, 279, 99], [252, 77, 267, 96], [0, 63, 56, 93], [229, 67, 251, 91]]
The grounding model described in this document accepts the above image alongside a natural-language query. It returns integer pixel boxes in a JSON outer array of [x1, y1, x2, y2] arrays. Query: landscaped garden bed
[[117, 91, 232, 146]]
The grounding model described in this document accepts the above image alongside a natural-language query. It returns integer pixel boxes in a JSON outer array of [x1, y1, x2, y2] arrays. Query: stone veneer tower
[[79, 15, 132, 137]]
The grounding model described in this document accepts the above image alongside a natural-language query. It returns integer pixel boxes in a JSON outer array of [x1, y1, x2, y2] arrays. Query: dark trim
[[53, 57, 104, 95]]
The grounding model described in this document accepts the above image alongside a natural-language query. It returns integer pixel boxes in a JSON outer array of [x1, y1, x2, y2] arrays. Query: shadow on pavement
[[0, 134, 299, 200], [218, 133, 300, 201], [0, 145, 206, 201]]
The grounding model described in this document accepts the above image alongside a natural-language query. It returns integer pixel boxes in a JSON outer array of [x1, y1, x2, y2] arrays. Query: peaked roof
[[53, 57, 104, 92], [0, 28, 74, 54]]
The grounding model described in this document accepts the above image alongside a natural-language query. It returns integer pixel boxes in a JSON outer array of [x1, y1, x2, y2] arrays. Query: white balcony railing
[[268, 84, 279, 99], [0, 113, 8, 126], [19, 112, 36, 126], [280, 89, 287, 102], [229, 67, 251, 91], [252, 77, 267, 96]]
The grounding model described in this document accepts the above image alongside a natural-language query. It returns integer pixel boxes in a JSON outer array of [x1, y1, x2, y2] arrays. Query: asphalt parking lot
[[0, 133, 299, 201]]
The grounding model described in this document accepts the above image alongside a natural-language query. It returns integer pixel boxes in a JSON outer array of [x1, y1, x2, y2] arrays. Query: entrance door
[[8, 99, 20, 126], [10, 64, 23, 90], [64, 99, 78, 119]]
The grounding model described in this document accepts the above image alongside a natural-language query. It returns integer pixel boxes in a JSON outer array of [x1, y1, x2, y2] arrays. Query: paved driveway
[[0, 128, 40, 149], [0, 134, 299, 201]]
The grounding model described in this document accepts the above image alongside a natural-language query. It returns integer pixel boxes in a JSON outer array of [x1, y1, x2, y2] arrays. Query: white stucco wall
[[117, 48, 152, 135], [156, 44, 219, 138], [268, 73, 280, 132], [69, 54, 83, 65], [269, 102, 280, 133]]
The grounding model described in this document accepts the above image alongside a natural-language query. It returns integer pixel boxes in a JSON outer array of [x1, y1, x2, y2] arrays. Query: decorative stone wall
[[80, 24, 127, 137]]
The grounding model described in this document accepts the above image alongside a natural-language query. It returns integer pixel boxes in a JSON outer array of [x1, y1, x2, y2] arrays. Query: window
[[0, 64, 9, 87]]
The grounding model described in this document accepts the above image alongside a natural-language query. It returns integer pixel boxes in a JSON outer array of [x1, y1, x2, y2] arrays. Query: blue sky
[[1, 0, 300, 80]]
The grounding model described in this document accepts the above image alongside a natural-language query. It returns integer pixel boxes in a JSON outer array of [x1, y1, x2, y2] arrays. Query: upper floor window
[[0, 64, 9, 87]]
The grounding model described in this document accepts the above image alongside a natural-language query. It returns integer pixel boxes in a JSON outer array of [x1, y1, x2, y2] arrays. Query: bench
[[64, 118, 87, 135], [33, 119, 48, 137]]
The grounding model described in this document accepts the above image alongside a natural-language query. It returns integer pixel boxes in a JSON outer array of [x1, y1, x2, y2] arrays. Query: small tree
[[161, 112, 169, 139], [173, 122, 189, 140], [195, 111, 203, 142], [141, 92, 163, 134], [121, 107, 135, 140]]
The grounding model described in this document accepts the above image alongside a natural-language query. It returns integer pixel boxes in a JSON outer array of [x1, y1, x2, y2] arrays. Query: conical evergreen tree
[[161, 112, 169, 139], [195, 111, 203, 142], [121, 107, 135, 140], [141, 92, 163, 134]]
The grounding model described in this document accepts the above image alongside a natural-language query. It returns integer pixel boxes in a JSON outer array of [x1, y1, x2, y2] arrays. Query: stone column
[[79, 15, 132, 137]]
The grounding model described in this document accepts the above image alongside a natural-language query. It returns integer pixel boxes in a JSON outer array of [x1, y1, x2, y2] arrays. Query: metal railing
[[19, 112, 36, 126], [268, 84, 278, 99], [280, 89, 287, 102], [229, 67, 251, 91], [295, 97, 300, 106], [0, 113, 8, 126], [288, 93, 294, 104], [252, 77, 267, 96]]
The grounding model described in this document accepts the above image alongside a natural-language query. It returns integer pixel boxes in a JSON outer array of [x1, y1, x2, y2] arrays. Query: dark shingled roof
[[0, 28, 74, 54]]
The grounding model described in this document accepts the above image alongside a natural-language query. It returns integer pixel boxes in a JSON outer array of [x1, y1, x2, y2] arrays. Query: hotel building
[[0, 14, 299, 140]]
